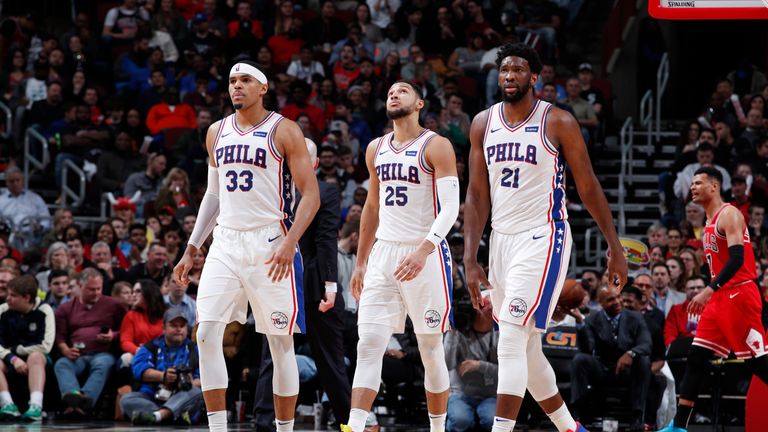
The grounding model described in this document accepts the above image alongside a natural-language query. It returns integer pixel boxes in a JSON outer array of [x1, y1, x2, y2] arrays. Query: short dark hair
[[697, 142, 714, 153], [542, 82, 557, 90], [694, 166, 723, 185], [8, 275, 38, 303], [392, 80, 423, 100], [495, 43, 543, 74], [686, 274, 705, 284], [700, 128, 716, 137], [48, 268, 69, 284], [129, 223, 146, 233], [651, 262, 669, 274], [622, 285, 643, 301]]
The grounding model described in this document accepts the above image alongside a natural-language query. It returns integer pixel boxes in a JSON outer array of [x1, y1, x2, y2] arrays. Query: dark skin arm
[[463, 109, 492, 309], [547, 107, 628, 290]]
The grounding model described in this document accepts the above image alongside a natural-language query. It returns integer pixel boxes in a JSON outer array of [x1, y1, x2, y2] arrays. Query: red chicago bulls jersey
[[702, 204, 757, 288]]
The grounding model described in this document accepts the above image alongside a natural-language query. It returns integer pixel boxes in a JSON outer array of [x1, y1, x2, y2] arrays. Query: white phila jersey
[[373, 129, 440, 243], [482, 99, 568, 234], [211, 112, 295, 233]]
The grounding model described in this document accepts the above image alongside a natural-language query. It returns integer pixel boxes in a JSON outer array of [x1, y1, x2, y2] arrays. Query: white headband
[[229, 63, 268, 84]]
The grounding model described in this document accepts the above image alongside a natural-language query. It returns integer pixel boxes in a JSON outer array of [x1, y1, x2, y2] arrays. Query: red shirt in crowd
[[145, 102, 197, 135], [120, 309, 164, 355], [281, 103, 326, 133], [664, 301, 696, 346]]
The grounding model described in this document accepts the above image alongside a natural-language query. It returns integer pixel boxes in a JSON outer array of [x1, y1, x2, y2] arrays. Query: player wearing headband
[[174, 60, 320, 432]]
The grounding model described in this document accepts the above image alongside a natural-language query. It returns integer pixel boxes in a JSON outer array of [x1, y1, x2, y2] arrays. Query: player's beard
[[233, 103, 243, 110], [386, 104, 413, 120], [501, 81, 532, 103]]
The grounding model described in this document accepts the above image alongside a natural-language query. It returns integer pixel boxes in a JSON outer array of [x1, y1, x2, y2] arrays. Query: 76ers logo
[[509, 298, 527, 317], [424, 310, 441, 328], [271, 312, 289, 329]]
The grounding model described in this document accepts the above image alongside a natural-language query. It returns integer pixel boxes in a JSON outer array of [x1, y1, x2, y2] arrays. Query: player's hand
[[319, 292, 336, 313], [465, 261, 489, 310], [458, 359, 481, 377], [12, 357, 28, 375], [615, 352, 633, 375], [350, 265, 366, 301], [265, 240, 296, 283], [173, 249, 195, 286], [394, 241, 432, 282], [688, 286, 714, 315], [607, 247, 628, 291]]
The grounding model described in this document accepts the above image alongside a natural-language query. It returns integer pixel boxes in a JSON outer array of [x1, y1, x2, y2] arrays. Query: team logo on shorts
[[509, 298, 527, 317], [271, 312, 289, 329], [424, 310, 441, 328]]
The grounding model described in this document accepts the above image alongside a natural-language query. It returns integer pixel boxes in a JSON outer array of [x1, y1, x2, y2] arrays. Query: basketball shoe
[[657, 420, 687, 431]]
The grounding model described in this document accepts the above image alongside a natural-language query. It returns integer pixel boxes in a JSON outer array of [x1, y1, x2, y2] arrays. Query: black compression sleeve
[[709, 245, 744, 291]]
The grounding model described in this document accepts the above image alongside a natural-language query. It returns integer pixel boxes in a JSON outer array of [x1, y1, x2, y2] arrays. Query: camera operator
[[120, 307, 203, 425]]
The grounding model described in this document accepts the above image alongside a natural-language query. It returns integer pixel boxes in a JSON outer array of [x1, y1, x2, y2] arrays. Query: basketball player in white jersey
[[173, 60, 320, 432], [463, 44, 628, 432], [340, 81, 460, 432]]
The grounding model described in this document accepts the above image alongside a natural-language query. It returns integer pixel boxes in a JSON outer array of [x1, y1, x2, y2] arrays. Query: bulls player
[[173, 60, 320, 432], [658, 166, 768, 432], [463, 43, 628, 432], [341, 81, 460, 432]]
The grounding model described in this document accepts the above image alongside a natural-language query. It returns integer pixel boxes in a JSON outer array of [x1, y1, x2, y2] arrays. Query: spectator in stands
[[54, 102, 111, 189], [181, 215, 196, 241], [534, 62, 566, 100], [112, 281, 134, 310], [441, 94, 471, 148], [329, 23, 375, 67], [665, 227, 683, 257], [286, 47, 326, 85], [154, 168, 193, 217], [54, 268, 126, 416], [306, 0, 347, 51], [444, 293, 497, 432], [683, 202, 707, 240], [66, 236, 93, 273], [561, 77, 598, 142], [114, 35, 152, 93], [282, 81, 326, 134], [577, 63, 605, 116], [119, 279, 165, 368], [151, 0, 188, 44], [0, 166, 50, 235], [650, 263, 685, 316], [138, 70, 169, 116], [515, 0, 559, 61], [713, 120, 743, 165], [175, 109, 211, 186], [227, 1, 264, 40], [677, 247, 700, 280], [674, 143, 731, 202], [41, 208, 73, 248], [127, 242, 170, 286], [274, 0, 297, 36], [26, 80, 64, 131], [44, 269, 71, 309], [446, 33, 486, 78], [184, 245, 205, 297], [355, 3, 382, 43], [664, 275, 705, 347], [740, 108, 765, 147], [375, 24, 409, 64], [35, 242, 70, 294], [571, 286, 652, 428], [91, 241, 129, 294], [666, 256, 686, 292], [159, 225, 185, 267], [0, 267, 16, 305], [123, 152, 167, 212], [368, 0, 400, 30], [145, 89, 197, 136], [119, 307, 202, 425], [332, 44, 361, 93], [646, 223, 667, 248], [337, 220, 359, 309], [539, 82, 574, 116], [102, 0, 150, 44], [0, 275, 54, 421], [163, 275, 196, 327], [728, 59, 768, 97], [182, 13, 223, 59], [728, 175, 751, 222], [127, 223, 148, 265], [97, 131, 146, 195]]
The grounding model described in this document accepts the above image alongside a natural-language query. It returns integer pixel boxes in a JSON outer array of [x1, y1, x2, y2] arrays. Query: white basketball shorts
[[489, 220, 571, 332], [196, 224, 305, 335], [358, 239, 453, 334]]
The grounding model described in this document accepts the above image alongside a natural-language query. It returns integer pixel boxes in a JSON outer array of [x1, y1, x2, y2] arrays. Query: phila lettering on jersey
[[482, 99, 567, 234], [373, 129, 440, 243], [211, 112, 295, 233]]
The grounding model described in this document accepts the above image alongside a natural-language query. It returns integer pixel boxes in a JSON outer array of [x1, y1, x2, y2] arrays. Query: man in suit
[[253, 139, 351, 430], [650, 263, 686, 317], [570, 286, 652, 428]]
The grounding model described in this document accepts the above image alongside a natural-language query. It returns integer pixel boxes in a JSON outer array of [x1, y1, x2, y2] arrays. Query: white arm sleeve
[[188, 166, 220, 248], [426, 176, 460, 247]]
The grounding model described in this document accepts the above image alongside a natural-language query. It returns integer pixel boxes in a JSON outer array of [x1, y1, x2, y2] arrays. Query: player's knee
[[356, 324, 390, 362], [496, 322, 529, 396], [416, 334, 449, 393], [497, 322, 527, 360], [746, 354, 768, 383], [267, 335, 299, 396], [526, 358, 558, 401], [197, 321, 226, 350]]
